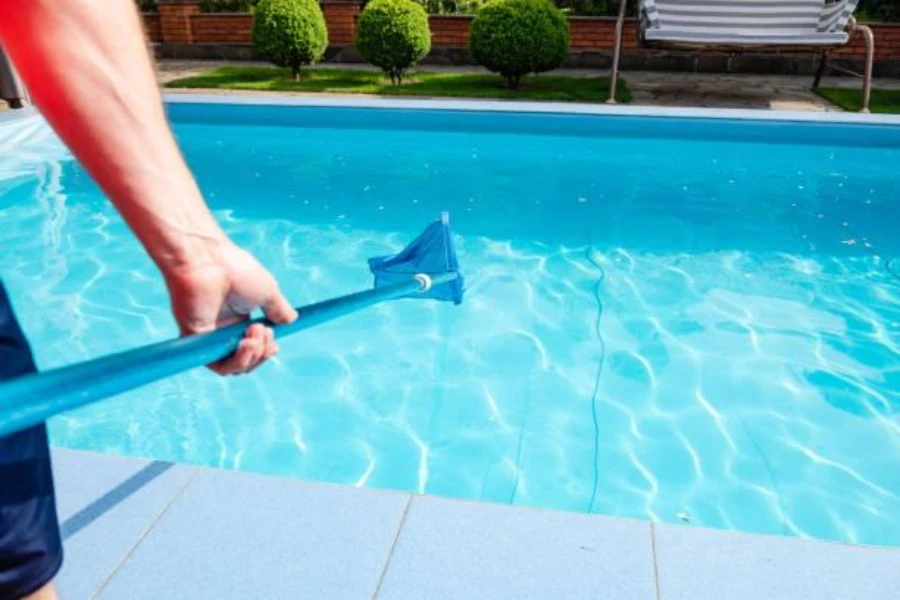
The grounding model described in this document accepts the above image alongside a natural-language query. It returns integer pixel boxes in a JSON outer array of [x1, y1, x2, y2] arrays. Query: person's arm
[[0, 0, 296, 374]]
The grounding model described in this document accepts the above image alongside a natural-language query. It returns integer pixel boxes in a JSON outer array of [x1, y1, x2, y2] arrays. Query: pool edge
[[53, 447, 900, 600], [8, 95, 900, 125], [163, 92, 900, 126], [0, 105, 39, 124]]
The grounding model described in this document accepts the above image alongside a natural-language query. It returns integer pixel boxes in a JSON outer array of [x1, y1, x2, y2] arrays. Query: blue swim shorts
[[0, 283, 62, 599]]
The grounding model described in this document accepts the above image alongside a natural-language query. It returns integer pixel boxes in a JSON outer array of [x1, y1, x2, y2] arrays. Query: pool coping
[[0, 105, 38, 123], [53, 447, 900, 600], [162, 92, 900, 125]]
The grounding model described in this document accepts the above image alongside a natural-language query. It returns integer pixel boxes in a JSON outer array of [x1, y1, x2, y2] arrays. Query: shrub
[[414, 0, 489, 14], [136, 0, 158, 12], [858, 0, 899, 22], [252, 0, 328, 80], [414, 0, 624, 15], [200, 0, 260, 11], [356, 0, 431, 84], [554, 0, 634, 16], [469, 0, 569, 89]]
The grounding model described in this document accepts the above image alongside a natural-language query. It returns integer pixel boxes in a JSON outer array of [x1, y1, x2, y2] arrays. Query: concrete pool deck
[[54, 447, 900, 599]]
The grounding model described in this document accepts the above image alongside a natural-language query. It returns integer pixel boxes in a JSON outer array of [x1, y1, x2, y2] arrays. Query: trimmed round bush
[[469, 0, 569, 88], [356, 0, 431, 84], [252, 0, 328, 80]]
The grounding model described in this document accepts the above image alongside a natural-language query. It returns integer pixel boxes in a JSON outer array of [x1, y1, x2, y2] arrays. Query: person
[[0, 1, 298, 598]]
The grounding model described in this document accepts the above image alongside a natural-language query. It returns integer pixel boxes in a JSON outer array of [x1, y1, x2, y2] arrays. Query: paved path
[[155, 59, 900, 111]]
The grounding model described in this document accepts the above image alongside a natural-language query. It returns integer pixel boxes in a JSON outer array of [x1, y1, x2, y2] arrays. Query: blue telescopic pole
[[0, 272, 458, 437]]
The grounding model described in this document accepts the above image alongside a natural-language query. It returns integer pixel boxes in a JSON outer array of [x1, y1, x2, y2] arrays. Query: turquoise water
[[1, 105, 899, 546]]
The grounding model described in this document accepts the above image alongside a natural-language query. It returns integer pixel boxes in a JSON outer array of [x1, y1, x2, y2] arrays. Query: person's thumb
[[263, 290, 298, 324]]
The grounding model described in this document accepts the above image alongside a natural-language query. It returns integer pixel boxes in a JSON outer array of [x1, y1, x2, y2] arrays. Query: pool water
[[1, 104, 898, 547]]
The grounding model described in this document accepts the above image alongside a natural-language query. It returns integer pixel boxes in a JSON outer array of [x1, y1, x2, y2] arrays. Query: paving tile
[[654, 522, 900, 600], [96, 468, 410, 600], [51, 448, 198, 600], [377, 495, 656, 600]]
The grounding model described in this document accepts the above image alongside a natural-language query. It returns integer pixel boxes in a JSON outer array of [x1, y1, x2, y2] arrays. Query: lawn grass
[[816, 87, 900, 113], [165, 66, 632, 103]]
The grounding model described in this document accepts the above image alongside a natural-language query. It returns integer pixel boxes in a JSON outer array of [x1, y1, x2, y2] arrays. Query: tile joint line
[[372, 494, 414, 599], [651, 521, 662, 600], [89, 468, 203, 600]]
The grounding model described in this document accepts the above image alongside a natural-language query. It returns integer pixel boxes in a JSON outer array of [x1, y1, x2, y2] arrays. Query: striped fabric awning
[[642, 0, 858, 46]]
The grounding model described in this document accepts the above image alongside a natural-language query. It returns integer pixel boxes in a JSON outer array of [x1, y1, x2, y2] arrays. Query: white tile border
[[163, 93, 900, 125]]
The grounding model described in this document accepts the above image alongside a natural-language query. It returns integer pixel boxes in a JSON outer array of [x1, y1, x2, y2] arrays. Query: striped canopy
[[642, 0, 860, 45]]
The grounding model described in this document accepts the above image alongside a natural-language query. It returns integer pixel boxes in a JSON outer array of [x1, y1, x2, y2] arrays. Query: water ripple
[[2, 116, 899, 548]]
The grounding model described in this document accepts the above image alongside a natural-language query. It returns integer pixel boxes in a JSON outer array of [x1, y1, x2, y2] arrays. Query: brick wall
[[836, 23, 900, 58], [149, 2, 356, 46], [429, 16, 470, 49], [192, 13, 253, 44], [146, 2, 900, 73], [423, 16, 897, 57], [143, 14, 162, 43], [569, 17, 639, 50], [321, 2, 359, 45], [159, 0, 199, 43]]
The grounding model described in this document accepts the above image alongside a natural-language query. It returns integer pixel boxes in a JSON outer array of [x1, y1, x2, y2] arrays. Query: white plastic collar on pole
[[414, 273, 433, 292]]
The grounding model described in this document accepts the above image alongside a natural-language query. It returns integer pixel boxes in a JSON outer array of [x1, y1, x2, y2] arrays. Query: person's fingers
[[234, 342, 260, 374], [202, 312, 250, 373], [207, 323, 282, 376], [245, 332, 276, 374], [262, 289, 297, 324], [209, 338, 256, 375], [209, 361, 229, 376], [262, 327, 277, 360], [238, 327, 277, 374], [243, 324, 271, 371], [211, 326, 265, 375], [248, 322, 266, 339], [237, 329, 265, 372], [247, 322, 267, 348]]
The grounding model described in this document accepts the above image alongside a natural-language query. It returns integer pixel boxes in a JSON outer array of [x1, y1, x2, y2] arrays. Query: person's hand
[[162, 241, 297, 375]]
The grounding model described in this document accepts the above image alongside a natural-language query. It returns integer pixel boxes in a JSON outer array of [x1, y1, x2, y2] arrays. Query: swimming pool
[[1, 99, 898, 547]]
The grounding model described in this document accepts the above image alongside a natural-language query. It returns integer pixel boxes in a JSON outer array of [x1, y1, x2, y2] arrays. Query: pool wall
[[164, 92, 900, 124]]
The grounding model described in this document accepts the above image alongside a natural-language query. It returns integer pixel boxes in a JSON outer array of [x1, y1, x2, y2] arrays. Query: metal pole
[[854, 22, 875, 113], [812, 51, 828, 90], [607, 0, 629, 104]]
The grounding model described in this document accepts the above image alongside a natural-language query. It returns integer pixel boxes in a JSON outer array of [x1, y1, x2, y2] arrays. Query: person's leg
[[0, 283, 63, 600]]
